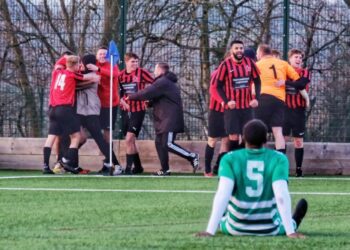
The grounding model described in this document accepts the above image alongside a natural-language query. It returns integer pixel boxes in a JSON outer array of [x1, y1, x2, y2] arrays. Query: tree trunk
[[102, 0, 121, 45], [0, 0, 40, 137], [199, 1, 211, 103]]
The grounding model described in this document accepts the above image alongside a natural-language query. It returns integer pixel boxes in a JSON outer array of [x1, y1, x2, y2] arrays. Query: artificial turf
[[0, 171, 349, 250]]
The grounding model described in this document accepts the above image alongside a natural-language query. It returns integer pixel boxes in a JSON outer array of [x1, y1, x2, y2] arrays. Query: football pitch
[[0, 171, 349, 250]]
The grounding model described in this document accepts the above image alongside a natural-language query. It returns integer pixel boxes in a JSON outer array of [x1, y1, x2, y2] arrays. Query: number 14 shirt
[[49, 69, 84, 107]]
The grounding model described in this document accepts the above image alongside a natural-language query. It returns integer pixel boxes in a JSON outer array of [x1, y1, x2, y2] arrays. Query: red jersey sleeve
[[99, 64, 119, 77], [140, 68, 154, 84]]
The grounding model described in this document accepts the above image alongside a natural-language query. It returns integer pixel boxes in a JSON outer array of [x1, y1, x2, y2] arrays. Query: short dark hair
[[157, 62, 169, 73], [243, 119, 267, 148], [271, 49, 281, 57], [244, 48, 256, 61], [61, 50, 73, 56], [81, 54, 97, 74], [288, 48, 304, 59], [98, 46, 108, 51], [230, 39, 244, 48]]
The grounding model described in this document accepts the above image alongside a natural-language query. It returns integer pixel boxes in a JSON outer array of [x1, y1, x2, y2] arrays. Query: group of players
[[42, 47, 199, 176], [198, 40, 310, 238], [42, 40, 310, 238], [42, 40, 310, 177], [205, 40, 311, 178]]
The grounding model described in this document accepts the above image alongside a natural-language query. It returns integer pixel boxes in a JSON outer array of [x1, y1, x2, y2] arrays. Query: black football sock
[[229, 140, 240, 151], [43, 147, 51, 166], [66, 148, 79, 168], [126, 154, 134, 169], [277, 148, 286, 154], [205, 144, 215, 174], [134, 153, 143, 170], [295, 148, 304, 169], [215, 152, 227, 167], [213, 152, 227, 174]]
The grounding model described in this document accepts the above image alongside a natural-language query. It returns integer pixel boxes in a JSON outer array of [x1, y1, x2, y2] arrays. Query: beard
[[233, 53, 243, 61]]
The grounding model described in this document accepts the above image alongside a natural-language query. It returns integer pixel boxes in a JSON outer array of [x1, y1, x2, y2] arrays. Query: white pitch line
[[0, 187, 349, 196], [0, 175, 350, 181]]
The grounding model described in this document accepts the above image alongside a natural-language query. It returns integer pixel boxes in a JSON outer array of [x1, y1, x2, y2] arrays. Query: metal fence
[[0, 0, 349, 142]]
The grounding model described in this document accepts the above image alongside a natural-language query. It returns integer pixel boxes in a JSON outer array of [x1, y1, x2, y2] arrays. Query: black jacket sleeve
[[285, 76, 309, 90], [128, 80, 165, 101]]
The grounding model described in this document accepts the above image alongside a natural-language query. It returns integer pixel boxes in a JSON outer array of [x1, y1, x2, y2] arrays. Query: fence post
[[283, 0, 290, 60], [117, 0, 127, 140]]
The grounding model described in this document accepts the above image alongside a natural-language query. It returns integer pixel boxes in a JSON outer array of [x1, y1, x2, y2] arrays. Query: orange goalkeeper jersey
[[256, 56, 300, 102]]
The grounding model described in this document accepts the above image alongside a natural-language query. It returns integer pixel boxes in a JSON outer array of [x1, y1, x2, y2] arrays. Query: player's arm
[[128, 80, 164, 101], [272, 154, 305, 238], [215, 63, 229, 105], [251, 60, 261, 100], [209, 71, 225, 103], [299, 89, 310, 108], [141, 68, 154, 85], [76, 73, 100, 87], [272, 180, 295, 236], [196, 176, 233, 237], [87, 64, 119, 78], [205, 176, 233, 235], [252, 77, 261, 100], [284, 65, 310, 90]]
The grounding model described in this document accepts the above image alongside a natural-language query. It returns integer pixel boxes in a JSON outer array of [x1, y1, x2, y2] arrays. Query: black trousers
[[80, 115, 119, 165], [155, 132, 193, 172]]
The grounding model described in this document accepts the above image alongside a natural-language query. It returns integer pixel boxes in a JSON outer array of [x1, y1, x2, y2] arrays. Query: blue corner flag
[[106, 40, 120, 66]]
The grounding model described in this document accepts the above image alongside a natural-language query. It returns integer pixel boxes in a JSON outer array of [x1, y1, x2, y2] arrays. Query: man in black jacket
[[128, 63, 199, 176]]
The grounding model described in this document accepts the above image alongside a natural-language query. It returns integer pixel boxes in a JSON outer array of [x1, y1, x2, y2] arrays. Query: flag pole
[[109, 55, 113, 168]]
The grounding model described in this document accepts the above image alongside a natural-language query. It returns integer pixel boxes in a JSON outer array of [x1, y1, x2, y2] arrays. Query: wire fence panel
[[0, 0, 349, 141]]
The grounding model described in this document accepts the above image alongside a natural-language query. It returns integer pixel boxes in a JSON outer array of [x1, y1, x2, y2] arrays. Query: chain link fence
[[0, 0, 349, 141]]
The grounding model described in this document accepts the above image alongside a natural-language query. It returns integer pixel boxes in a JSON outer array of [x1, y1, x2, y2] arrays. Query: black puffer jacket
[[128, 71, 184, 134]]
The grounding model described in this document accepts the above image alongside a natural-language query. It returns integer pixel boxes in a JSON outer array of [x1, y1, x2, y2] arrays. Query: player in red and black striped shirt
[[214, 40, 261, 151], [118, 52, 154, 174], [204, 66, 230, 177], [283, 49, 311, 177]]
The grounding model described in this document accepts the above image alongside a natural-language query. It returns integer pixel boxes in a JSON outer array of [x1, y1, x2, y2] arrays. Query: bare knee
[[294, 138, 304, 148], [229, 134, 239, 141], [207, 137, 218, 148], [125, 133, 136, 147], [70, 132, 81, 148]]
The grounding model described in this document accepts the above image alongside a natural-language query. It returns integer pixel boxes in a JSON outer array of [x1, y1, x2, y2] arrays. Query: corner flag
[[106, 40, 120, 66], [106, 40, 120, 172]]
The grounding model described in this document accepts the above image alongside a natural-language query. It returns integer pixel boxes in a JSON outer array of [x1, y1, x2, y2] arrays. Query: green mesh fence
[[0, 0, 349, 141]]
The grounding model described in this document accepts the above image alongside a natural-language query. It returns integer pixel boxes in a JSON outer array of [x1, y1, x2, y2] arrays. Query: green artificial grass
[[0, 170, 349, 250]]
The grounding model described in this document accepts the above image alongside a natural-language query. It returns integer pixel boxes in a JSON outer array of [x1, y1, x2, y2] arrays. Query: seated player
[[197, 119, 308, 238]]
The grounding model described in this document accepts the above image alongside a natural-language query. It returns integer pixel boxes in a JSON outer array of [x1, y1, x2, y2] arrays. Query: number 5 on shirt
[[246, 161, 264, 197]]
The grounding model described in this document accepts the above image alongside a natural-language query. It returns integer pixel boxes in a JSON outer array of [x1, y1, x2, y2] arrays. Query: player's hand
[[275, 79, 285, 87], [306, 100, 310, 109], [227, 100, 236, 109], [86, 64, 99, 72], [92, 74, 101, 83], [287, 232, 306, 239], [249, 99, 258, 108], [195, 231, 213, 238], [120, 98, 130, 111]]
